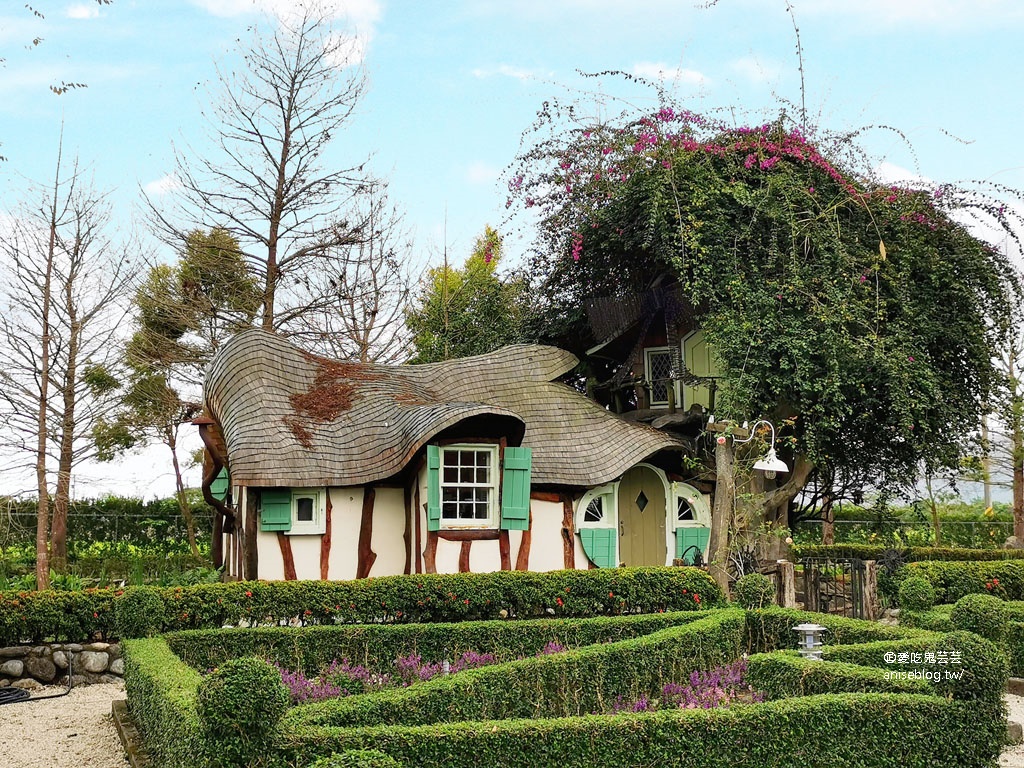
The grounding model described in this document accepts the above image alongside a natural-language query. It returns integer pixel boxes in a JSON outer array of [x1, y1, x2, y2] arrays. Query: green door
[[617, 466, 667, 567]]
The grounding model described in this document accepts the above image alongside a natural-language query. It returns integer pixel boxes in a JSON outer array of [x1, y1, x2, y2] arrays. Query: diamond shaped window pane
[[636, 491, 648, 511]]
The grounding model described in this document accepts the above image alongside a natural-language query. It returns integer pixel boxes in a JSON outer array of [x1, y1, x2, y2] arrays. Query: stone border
[[112, 699, 151, 768], [0, 642, 122, 690]]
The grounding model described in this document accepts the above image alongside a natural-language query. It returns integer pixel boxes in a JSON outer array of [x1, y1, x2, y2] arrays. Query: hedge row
[[746, 651, 931, 698], [793, 544, 1024, 562], [0, 567, 721, 645], [285, 611, 745, 728], [276, 695, 997, 768], [901, 560, 1024, 602], [122, 608, 1009, 768], [166, 611, 709, 674], [122, 637, 206, 768]]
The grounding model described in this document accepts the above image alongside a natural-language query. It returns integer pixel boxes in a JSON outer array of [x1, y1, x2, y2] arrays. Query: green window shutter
[[260, 489, 292, 532], [210, 468, 229, 502], [500, 446, 532, 531], [675, 527, 711, 564], [426, 445, 441, 532], [580, 528, 617, 568]]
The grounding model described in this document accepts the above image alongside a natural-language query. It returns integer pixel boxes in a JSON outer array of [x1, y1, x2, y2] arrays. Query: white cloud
[[65, 3, 101, 19], [465, 162, 499, 186], [471, 64, 541, 82], [631, 62, 707, 86], [730, 56, 782, 84], [873, 161, 930, 187], [143, 173, 183, 196], [189, 0, 381, 64]]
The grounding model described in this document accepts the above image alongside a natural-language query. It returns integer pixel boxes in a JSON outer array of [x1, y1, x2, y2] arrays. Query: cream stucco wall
[[369, 486, 407, 577], [526, 499, 567, 571]]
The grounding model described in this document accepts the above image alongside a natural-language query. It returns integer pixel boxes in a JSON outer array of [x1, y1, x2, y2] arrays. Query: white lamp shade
[[753, 448, 789, 475]]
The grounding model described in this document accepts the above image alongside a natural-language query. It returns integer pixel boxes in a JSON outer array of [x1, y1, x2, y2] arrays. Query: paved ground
[[1002, 694, 1024, 768], [0, 683, 128, 768]]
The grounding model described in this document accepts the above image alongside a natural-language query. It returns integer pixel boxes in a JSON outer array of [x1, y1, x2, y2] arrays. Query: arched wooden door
[[617, 465, 667, 566]]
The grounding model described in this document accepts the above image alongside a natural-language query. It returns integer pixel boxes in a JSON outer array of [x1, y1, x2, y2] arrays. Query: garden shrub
[[122, 637, 205, 768], [733, 573, 775, 609], [285, 611, 746, 727], [115, 586, 166, 638], [743, 607, 926, 654], [166, 611, 707, 674], [197, 657, 290, 768], [899, 560, 1024, 603], [793, 544, 1024, 563], [1007, 621, 1024, 678], [949, 593, 1009, 643], [746, 652, 931, 698], [0, 567, 720, 644], [898, 608, 953, 632], [306, 751, 402, 768], [897, 576, 935, 611], [926, 630, 1008, 706]]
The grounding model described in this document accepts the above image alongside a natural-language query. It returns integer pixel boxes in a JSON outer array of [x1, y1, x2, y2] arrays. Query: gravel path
[[0, 683, 128, 768], [1003, 694, 1024, 768]]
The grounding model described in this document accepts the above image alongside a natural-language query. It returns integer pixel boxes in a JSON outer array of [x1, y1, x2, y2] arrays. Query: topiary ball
[[897, 576, 936, 612], [113, 586, 165, 639], [197, 656, 290, 767], [306, 750, 403, 768], [950, 593, 1009, 643], [733, 573, 776, 609]]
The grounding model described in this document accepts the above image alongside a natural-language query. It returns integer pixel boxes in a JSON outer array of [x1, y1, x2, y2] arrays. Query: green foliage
[[405, 226, 530, 363], [122, 637, 206, 768], [746, 652, 930, 699], [732, 573, 776, 609], [114, 587, 166, 639], [900, 560, 1024, 603], [166, 612, 707, 674], [124, 608, 1006, 768], [949, 593, 1009, 643], [285, 612, 745, 727], [1008, 621, 1024, 678], [793, 543, 1024, 561], [897, 576, 936, 611], [743, 607, 925, 654], [0, 568, 719, 645], [512, 102, 1020, 497], [197, 657, 290, 768], [306, 751, 403, 768], [927, 630, 1008, 706]]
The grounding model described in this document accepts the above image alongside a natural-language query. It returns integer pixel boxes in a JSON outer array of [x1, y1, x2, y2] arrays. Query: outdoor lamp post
[[793, 623, 828, 660], [735, 420, 790, 479]]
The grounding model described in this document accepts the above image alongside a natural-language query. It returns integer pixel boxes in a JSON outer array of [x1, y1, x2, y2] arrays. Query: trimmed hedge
[[897, 576, 935, 611], [743, 607, 929, 654], [0, 567, 720, 645], [284, 611, 745, 727], [793, 544, 1024, 562], [166, 611, 709, 674], [276, 695, 999, 768], [900, 560, 1024, 603], [122, 637, 205, 768], [746, 652, 932, 698]]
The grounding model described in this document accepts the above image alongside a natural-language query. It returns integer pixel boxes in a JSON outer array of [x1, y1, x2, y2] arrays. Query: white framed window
[[575, 483, 617, 529], [670, 482, 711, 530], [287, 487, 327, 535], [643, 347, 677, 408], [440, 444, 499, 528]]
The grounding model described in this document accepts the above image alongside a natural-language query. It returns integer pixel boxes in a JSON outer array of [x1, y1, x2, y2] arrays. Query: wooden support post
[[356, 486, 377, 579], [319, 491, 333, 581]]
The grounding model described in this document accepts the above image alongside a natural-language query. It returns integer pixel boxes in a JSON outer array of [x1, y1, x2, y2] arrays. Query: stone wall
[[0, 642, 122, 691]]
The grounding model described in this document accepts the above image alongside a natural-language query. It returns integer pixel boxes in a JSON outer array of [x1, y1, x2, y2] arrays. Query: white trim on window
[[574, 482, 618, 530], [286, 487, 327, 535], [670, 482, 711, 530], [439, 444, 500, 529]]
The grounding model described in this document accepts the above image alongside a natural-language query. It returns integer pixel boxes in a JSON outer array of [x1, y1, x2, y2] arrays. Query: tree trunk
[[981, 413, 993, 510], [1009, 352, 1024, 541], [821, 492, 835, 545], [168, 429, 201, 558], [709, 436, 735, 596], [51, 282, 81, 572]]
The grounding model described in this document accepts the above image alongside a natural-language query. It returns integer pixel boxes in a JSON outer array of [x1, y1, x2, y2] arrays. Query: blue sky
[[2, 0, 1022, 498]]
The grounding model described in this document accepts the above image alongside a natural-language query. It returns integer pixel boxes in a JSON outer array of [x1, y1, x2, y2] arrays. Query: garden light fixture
[[735, 420, 790, 479], [793, 623, 827, 661]]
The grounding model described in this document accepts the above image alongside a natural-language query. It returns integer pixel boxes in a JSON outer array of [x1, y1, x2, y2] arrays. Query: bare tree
[[148, 3, 371, 336], [0, 158, 136, 581], [293, 182, 413, 362]]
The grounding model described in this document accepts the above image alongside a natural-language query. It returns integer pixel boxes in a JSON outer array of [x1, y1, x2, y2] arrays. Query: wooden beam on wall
[[277, 532, 296, 581], [458, 541, 471, 573], [424, 530, 438, 574], [499, 530, 511, 571], [561, 494, 576, 570], [356, 486, 377, 579], [515, 510, 532, 571], [320, 491, 333, 581]]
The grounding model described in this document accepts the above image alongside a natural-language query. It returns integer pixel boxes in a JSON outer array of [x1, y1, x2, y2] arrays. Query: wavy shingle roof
[[204, 329, 683, 488]]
